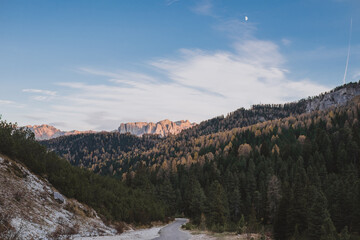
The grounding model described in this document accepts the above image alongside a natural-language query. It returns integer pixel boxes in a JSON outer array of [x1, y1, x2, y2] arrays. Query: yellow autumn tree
[[238, 143, 252, 157]]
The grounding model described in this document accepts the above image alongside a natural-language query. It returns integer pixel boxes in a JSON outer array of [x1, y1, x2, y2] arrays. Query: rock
[[25, 125, 96, 140], [54, 192, 65, 204], [118, 119, 196, 137], [306, 82, 360, 112]]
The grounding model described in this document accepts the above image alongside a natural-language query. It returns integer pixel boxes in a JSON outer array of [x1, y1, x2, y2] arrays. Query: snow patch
[[25, 171, 46, 193], [11, 217, 51, 240]]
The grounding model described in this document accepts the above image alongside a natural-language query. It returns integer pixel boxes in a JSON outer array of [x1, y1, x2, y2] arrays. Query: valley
[[1, 82, 360, 239], [1, 1, 359, 239]]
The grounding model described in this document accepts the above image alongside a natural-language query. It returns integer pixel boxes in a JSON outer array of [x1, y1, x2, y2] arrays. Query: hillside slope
[[0, 154, 115, 239], [0, 120, 167, 232], [41, 132, 162, 175], [181, 81, 360, 138]]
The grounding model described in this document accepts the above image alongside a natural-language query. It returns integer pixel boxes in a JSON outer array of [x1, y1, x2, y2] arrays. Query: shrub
[[182, 222, 195, 230], [115, 222, 126, 234], [211, 224, 224, 233], [14, 191, 24, 202]]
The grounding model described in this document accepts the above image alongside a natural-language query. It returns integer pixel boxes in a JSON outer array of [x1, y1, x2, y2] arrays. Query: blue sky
[[0, 0, 359, 131]]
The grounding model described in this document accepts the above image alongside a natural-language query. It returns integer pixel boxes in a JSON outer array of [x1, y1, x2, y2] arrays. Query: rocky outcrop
[[306, 82, 360, 112], [118, 119, 196, 137], [27, 120, 196, 140], [25, 125, 62, 140], [25, 125, 96, 140], [0, 154, 116, 240]]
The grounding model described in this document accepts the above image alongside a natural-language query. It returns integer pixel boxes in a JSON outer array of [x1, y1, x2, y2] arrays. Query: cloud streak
[[165, 0, 179, 6], [0, 100, 15, 105], [22, 89, 57, 96], [192, 0, 214, 16], [22, 88, 57, 102]]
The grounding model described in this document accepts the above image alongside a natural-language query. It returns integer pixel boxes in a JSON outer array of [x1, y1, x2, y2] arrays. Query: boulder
[[54, 192, 65, 204]]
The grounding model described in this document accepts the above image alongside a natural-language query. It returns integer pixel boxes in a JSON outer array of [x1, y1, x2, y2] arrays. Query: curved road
[[152, 218, 191, 240]]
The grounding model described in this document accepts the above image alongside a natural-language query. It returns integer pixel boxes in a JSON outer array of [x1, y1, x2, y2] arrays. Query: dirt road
[[152, 218, 191, 240]]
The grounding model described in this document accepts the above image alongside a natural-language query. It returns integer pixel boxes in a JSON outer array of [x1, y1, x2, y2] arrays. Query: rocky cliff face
[[306, 82, 360, 112], [26, 125, 95, 140], [118, 119, 196, 137]]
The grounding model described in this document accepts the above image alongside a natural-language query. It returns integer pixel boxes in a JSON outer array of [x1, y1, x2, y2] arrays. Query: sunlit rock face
[[26, 124, 96, 140], [118, 119, 196, 137]]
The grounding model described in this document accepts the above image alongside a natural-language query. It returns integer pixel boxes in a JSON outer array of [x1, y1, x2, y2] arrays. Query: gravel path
[[75, 226, 162, 240], [75, 218, 194, 240]]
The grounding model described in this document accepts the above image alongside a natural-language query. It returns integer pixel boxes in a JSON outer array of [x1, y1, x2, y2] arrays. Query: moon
[[245, 16, 248, 21]]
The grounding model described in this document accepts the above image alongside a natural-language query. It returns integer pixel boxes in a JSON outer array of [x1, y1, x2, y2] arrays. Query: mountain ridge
[[118, 119, 196, 137], [27, 82, 360, 140], [27, 119, 196, 140], [25, 124, 96, 141]]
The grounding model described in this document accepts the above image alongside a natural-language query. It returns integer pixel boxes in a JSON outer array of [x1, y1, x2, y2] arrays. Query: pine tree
[[187, 179, 206, 224], [206, 181, 228, 231], [339, 226, 350, 240], [267, 175, 282, 223], [237, 214, 247, 234], [229, 187, 242, 222], [308, 191, 337, 240], [273, 190, 291, 240]]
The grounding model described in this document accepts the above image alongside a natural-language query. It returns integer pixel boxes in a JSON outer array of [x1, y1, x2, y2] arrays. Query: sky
[[0, 0, 360, 131]]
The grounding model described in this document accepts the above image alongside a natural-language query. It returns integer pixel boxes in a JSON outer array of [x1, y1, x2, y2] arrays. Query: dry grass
[[65, 201, 87, 218]]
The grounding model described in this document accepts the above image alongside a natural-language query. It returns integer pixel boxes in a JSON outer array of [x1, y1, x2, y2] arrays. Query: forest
[[2, 83, 360, 239], [126, 95, 360, 239]]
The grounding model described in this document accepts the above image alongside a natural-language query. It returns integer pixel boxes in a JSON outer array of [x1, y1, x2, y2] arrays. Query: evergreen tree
[[308, 191, 336, 240], [184, 178, 206, 224], [339, 226, 350, 240], [206, 181, 228, 231]]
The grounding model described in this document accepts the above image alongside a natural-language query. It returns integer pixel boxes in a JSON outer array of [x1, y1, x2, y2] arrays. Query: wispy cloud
[[0, 99, 25, 109], [0, 100, 15, 105], [79, 67, 161, 85], [165, 0, 179, 6], [23, 115, 44, 121], [192, 0, 214, 16], [353, 71, 360, 80], [214, 18, 256, 39], [281, 38, 292, 46], [22, 89, 57, 96], [191, 0, 254, 40], [22, 88, 57, 102]]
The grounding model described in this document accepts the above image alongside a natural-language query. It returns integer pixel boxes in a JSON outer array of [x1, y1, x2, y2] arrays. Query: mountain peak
[[25, 125, 96, 140]]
